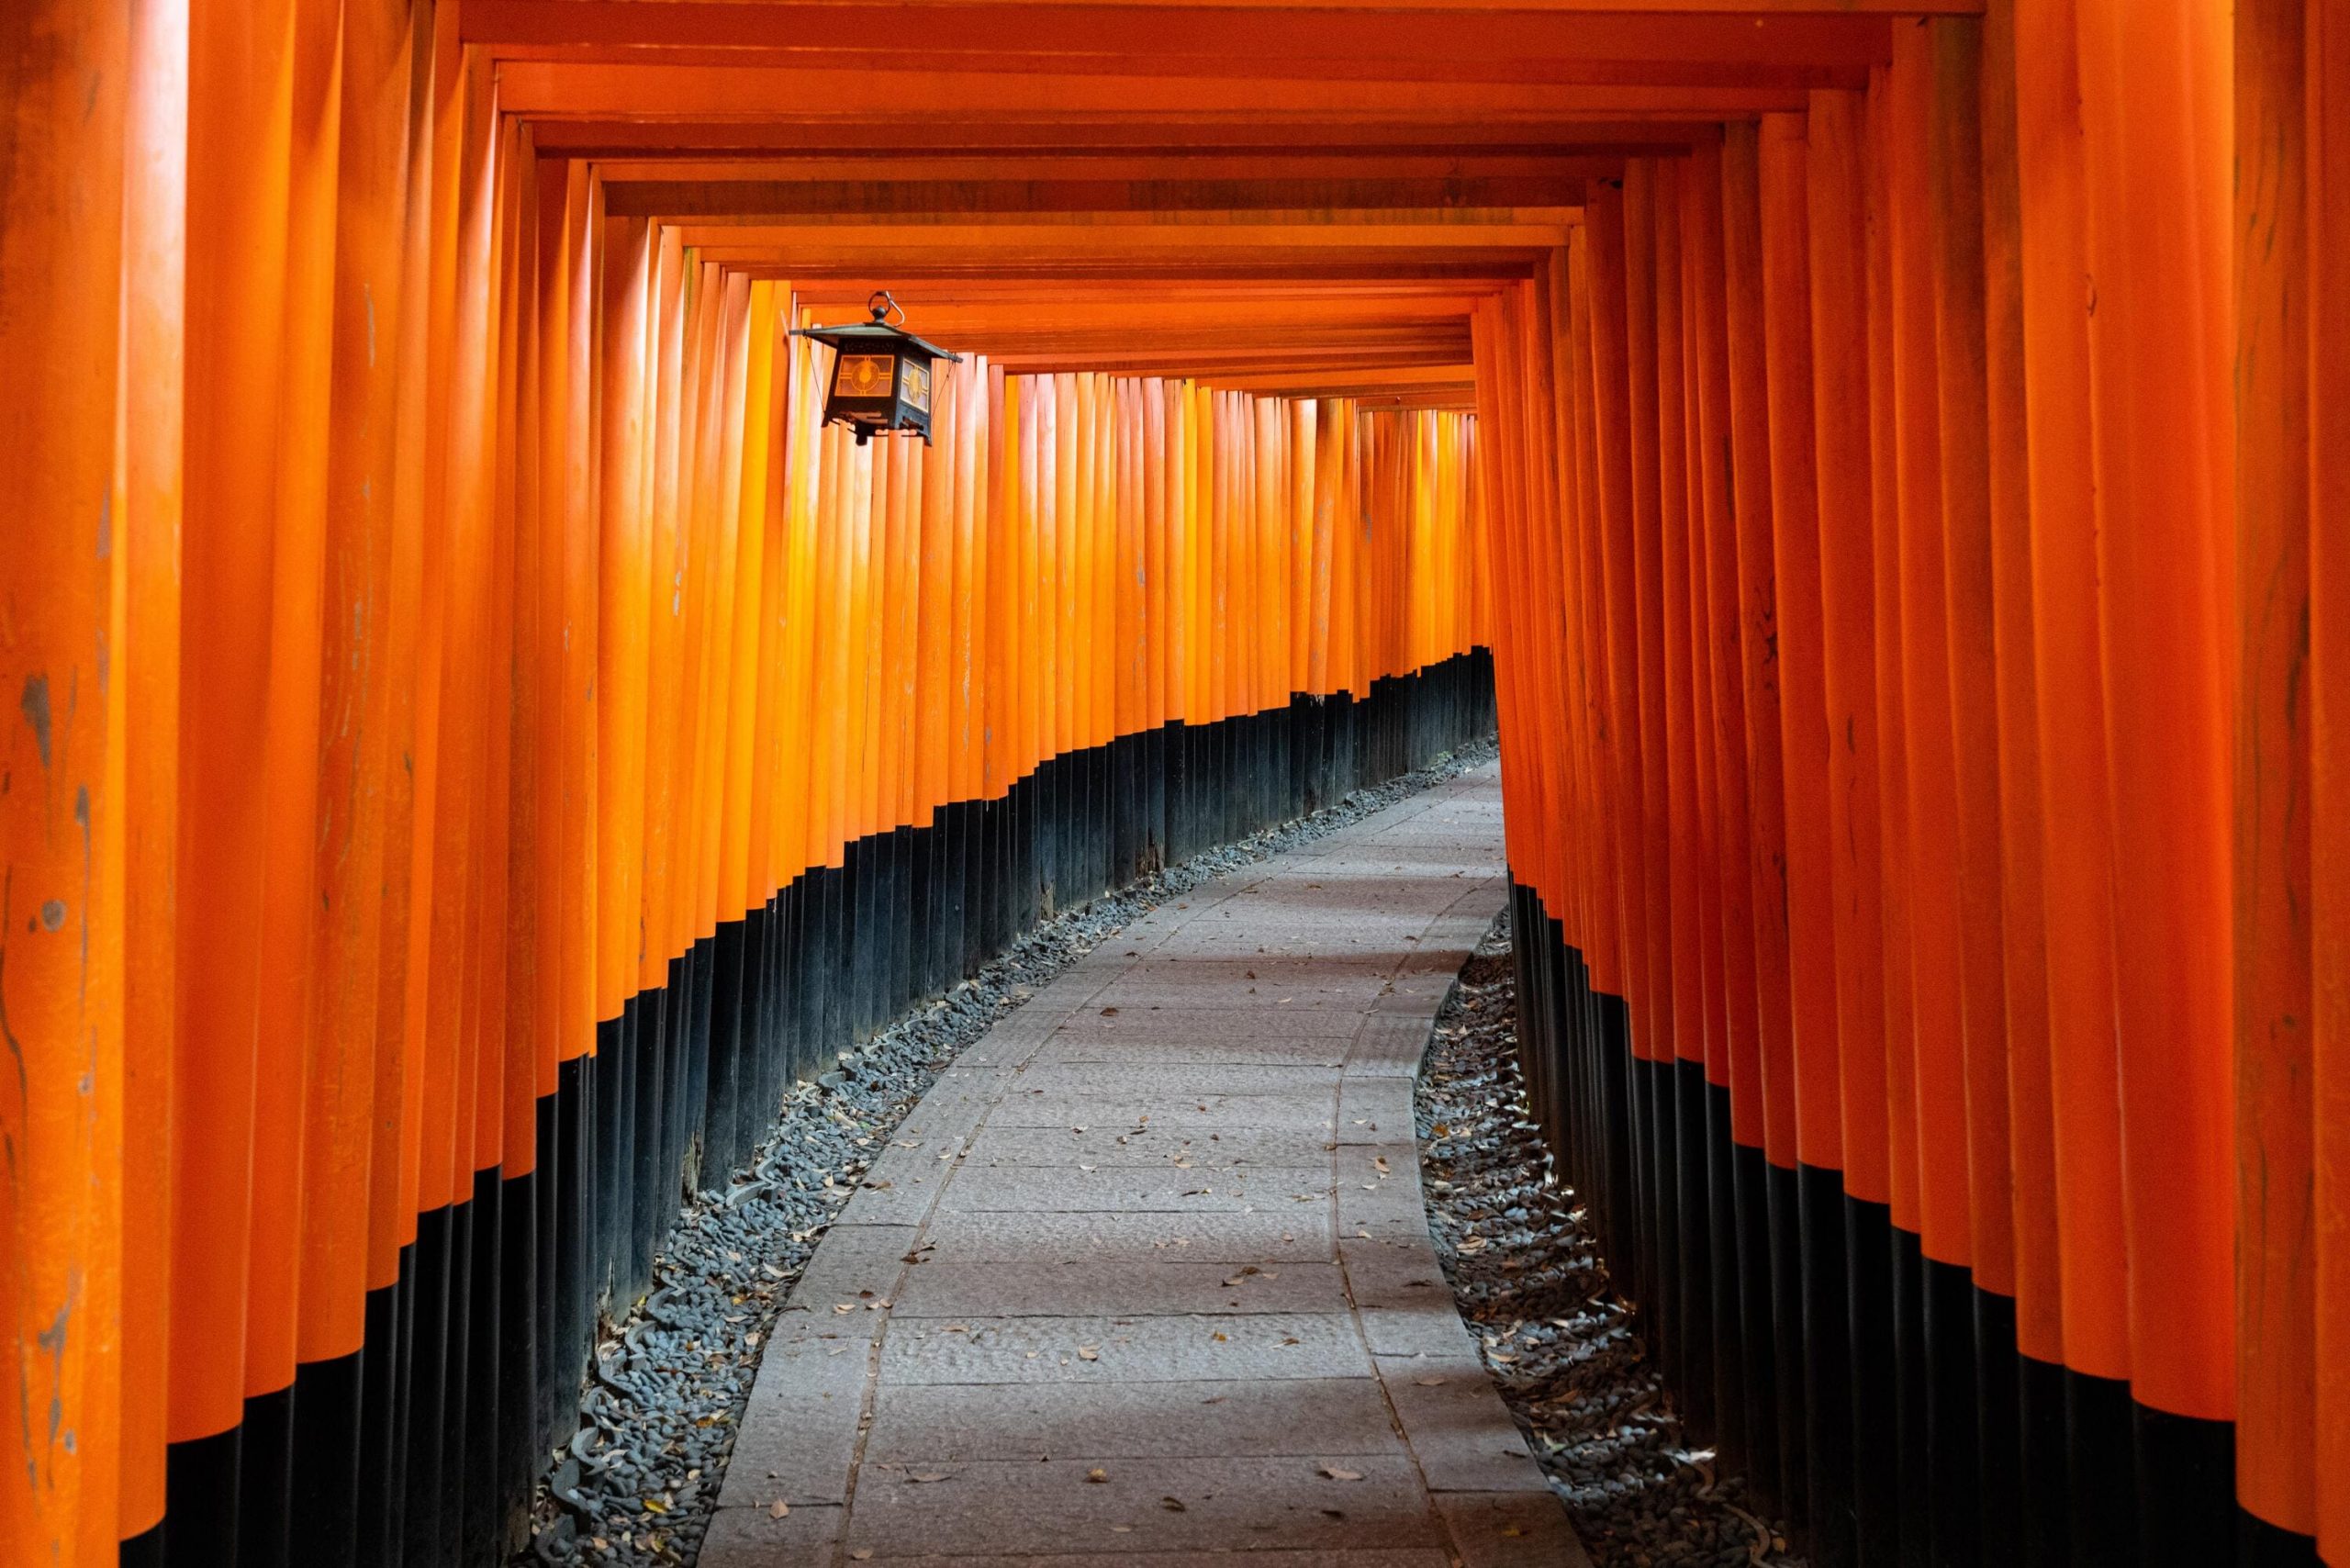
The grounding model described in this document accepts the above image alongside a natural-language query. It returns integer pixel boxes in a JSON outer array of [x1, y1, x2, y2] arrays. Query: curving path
[[703, 763, 1586, 1568]]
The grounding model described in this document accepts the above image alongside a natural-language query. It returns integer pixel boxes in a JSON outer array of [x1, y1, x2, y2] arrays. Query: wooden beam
[[599, 175, 1604, 218], [496, 61, 1812, 118], [523, 117, 1726, 152], [482, 43, 1869, 92], [459, 2, 1922, 58], [583, 151, 1631, 184]]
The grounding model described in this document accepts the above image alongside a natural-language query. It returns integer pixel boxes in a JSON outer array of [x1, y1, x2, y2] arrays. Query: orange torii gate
[[2, 3, 2346, 1566]]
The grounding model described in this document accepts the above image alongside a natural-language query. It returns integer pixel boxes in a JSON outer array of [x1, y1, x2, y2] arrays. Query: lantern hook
[[867, 290, 905, 326]]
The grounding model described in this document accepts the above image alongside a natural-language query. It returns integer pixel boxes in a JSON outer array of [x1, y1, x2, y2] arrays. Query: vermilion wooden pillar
[[2314, 15, 2350, 1565], [0, 8, 130, 1568], [119, 0, 190, 1551], [2232, 0, 2318, 1553], [2076, 3, 2241, 1555]]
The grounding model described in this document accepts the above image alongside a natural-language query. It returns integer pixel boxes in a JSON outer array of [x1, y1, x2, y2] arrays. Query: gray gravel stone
[[513, 738, 1500, 1568], [1414, 914, 1805, 1568]]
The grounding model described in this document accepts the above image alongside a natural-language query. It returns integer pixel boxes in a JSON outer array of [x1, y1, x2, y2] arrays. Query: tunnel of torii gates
[[4, 1, 2349, 1566]]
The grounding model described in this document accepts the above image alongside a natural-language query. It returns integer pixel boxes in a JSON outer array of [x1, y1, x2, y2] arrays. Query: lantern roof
[[791, 292, 963, 364]]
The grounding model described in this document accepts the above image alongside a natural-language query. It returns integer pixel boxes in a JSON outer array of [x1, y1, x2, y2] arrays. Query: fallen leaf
[[1077, 1345, 1101, 1361], [853, 1551, 875, 1561], [1101, 1006, 1119, 1015], [642, 1498, 669, 1514], [1211, 1331, 1229, 1342], [1414, 1376, 1448, 1387], [1086, 1468, 1109, 1484], [1160, 1496, 1187, 1512], [1321, 1466, 1365, 1482], [907, 1471, 950, 1484], [768, 1501, 790, 1518]]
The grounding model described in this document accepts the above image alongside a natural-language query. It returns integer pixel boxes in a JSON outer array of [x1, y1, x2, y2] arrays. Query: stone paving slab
[[956, 1124, 1333, 1170], [703, 1502, 845, 1568], [714, 764, 1586, 1568], [1041, 1005, 1366, 1038], [1433, 1493, 1594, 1567], [716, 1338, 874, 1508], [1350, 1013, 1452, 1078], [1026, 1038, 1351, 1069], [861, 1378, 1403, 1463], [1002, 1063, 1346, 1101], [914, 1209, 1336, 1265], [844, 1456, 1444, 1557], [983, 1093, 1338, 1132], [888, 1259, 1350, 1318], [1371, 1356, 1553, 1495], [1070, 987, 1392, 1013], [877, 1311, 1367, 1384], [1336, 1078, 1419, 1143], [937, 1162, 1331, 1215]]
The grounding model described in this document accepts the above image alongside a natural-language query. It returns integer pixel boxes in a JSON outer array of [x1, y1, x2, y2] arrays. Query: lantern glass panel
[[836, 353, 898, 399]]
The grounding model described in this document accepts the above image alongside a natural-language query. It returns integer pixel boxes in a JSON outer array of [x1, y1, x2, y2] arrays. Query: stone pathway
[[702, 763, 1585, 1568]]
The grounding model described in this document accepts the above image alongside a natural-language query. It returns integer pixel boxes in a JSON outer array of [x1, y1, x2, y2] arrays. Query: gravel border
[[517, 734, 1501, 1568], [1414, 914, 1807, 1568]]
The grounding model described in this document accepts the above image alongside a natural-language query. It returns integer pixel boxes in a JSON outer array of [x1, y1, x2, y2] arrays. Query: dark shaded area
[[133, 655, 1493, 1568], [1503, 882, 2312, 1568], [1416, 918, 1800, 1568]]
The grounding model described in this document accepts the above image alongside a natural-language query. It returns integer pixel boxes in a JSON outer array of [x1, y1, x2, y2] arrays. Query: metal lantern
[[790, 291, 964, 445]]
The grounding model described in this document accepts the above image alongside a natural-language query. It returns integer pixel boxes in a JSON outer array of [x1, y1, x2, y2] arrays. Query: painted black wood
[[134, 652, 1497, 1568]]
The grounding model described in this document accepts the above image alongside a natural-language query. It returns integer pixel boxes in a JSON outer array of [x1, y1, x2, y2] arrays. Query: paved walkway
[[704, 764, 1585, 1568]]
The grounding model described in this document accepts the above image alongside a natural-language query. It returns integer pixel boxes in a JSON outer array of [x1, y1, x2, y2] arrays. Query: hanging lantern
[[791, 291, 964, 446]]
